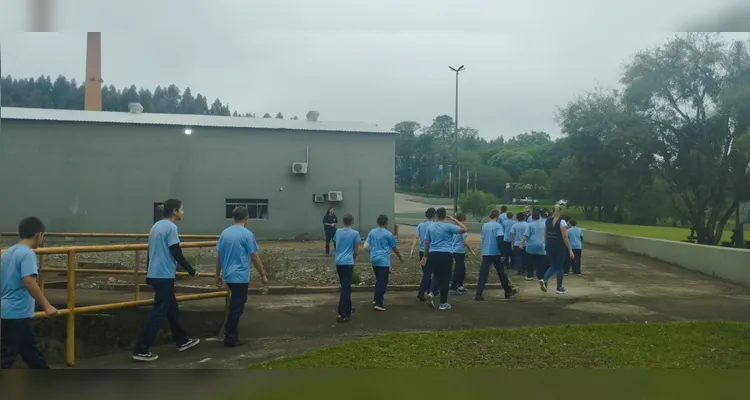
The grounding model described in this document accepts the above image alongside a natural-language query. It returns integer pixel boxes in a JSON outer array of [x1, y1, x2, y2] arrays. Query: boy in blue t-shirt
[[133, 199, 200, 362], [565, 219, 584, 275], [215, 206, 268, 347], [509, 212, 529, 278], [1, 216, 58, 369], [332, 213, 361, 322], [411, 208, 436, 302], [364, 214, 403, 311], [521, 211, 546, 280]]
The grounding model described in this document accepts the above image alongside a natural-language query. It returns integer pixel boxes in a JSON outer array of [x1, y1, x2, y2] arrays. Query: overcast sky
[[1, 0, 748, 139]]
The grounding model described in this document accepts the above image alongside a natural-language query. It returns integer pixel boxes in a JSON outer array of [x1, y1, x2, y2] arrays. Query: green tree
[[460, 190, 496, 222], [275, 112, 284, 119], [518, 168, 549, 198], [621, 33, 750, 244], [487, 149, 534, 180]]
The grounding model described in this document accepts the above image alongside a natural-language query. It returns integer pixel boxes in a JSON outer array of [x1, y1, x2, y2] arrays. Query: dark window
[[225, 198, 269, 220], [153, 202, 165, 224]]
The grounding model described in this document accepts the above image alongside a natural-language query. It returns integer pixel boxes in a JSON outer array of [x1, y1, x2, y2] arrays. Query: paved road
[[49, 230, 750, 369]]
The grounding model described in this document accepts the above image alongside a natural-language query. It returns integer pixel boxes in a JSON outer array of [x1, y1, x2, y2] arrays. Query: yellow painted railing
[[1, 240, 227, 367]]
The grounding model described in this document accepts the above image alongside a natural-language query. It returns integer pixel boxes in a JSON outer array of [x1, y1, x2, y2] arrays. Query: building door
[[153, 202, 164, 224]]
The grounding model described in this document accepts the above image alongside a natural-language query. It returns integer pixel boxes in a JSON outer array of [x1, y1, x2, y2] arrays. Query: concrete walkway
[[51, 239, 750, 369]]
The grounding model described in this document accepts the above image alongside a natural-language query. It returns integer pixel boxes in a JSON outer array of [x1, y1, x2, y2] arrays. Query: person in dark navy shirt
[[323, 206, 338, 256]]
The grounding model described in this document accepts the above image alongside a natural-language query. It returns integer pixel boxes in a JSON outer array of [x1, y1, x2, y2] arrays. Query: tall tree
[[621, 33, 750, 244]]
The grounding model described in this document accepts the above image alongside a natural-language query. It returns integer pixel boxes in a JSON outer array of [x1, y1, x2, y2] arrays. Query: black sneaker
[[337, 315, 349, 323], [474, 295, 484, 302], [417, 294, 426, 302], [177, 338, 200, 352], [505, 288, 518, 299], [350, 307, 356, 315], [224, 340, 246, 348], [132, 352, 158, 362]]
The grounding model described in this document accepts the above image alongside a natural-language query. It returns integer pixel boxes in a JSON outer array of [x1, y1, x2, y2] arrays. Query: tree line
[[394, 33, 750, 246], [0, 75, 297, 120]]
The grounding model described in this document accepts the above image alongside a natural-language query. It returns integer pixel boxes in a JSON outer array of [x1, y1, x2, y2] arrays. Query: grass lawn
[[253, 321, 750, 369], [396, 204, 749, 243]]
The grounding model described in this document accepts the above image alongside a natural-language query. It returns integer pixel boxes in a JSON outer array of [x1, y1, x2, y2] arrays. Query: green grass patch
[[253, 321, 750, 369], [396, 205, 749, 243]]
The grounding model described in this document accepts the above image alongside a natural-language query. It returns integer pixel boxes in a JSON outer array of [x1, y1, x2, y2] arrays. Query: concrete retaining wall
[[583, 230, 750, 287]]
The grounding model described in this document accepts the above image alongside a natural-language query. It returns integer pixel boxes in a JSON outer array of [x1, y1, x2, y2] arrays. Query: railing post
[[38, 254, 45, 293], [134, 250, 141, 301], [66, 250, 76, 367]]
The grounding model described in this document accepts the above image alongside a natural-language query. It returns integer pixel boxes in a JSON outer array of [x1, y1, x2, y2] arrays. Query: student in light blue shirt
[[332, 213, 361, 322], [215, 206, 268, 347], [501, 212, 517, 270], [521, 211, 546, 280], [474, 210, 516, 301], [364, 214, 403, 311], [421, 208, 467, 310], [450, 213, 476, 295], [509, 212, 529, 279], [565, 219, 584, 275], [411, 208, 436, 302], [133, 199, 200, 362], [1, 216, 57, 369]]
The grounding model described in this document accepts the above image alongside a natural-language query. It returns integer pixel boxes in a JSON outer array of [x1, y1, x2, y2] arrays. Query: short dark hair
[[343, 214, 354, 226], [376, 214, 389, 226], [489, 209, 500, 219], [562, 215, 570, 222], [516, 212, 525, 221], [425, 207, 436, 219], [532, 211, 540, 220], [500, 205, 508, 212], [569, 219, 577, 227], [18, 216, 45, 239], [436, 207, 447, 219], [455, 212, 466, 222], [507, 212, 514, 219], [232, 206, 249, 221], [162, 199, 182, 217]]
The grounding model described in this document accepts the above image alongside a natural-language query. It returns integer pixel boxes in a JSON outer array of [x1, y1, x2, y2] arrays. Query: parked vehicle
[[556, 199, 568, 206], [516, 197, 539, 205]]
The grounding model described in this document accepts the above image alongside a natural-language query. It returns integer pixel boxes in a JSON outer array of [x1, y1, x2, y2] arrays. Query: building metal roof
[[0, 107, 395, 134]]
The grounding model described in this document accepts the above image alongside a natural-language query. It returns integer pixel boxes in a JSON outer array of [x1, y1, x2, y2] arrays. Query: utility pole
[[449, 65, 465, 216]]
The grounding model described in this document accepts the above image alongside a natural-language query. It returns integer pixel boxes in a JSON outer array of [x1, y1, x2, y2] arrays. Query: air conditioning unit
[[291, 162, 308, 174], [328, 191, 343, 202], [312, 194, 325, 203]]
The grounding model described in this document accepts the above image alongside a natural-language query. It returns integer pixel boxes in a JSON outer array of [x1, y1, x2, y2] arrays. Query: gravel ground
[[25, 239, 498, 290]]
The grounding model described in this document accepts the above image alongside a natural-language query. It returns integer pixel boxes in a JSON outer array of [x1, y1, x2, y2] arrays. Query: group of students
[[486, 204, 584, 295], [330, 203, 585, 321], [410, 204, 584, 299], [1, 199, 269, 368]]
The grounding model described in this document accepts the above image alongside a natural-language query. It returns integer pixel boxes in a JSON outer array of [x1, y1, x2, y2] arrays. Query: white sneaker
[[132, 352, 158, 362], [427, 292, 435, 308]]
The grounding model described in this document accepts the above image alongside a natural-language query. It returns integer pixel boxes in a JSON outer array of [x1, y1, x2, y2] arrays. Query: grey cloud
[[1, 0, 747, 139]]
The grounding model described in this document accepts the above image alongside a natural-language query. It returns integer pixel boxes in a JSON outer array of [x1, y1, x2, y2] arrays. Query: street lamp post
[[449, 65, 465, 216]]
